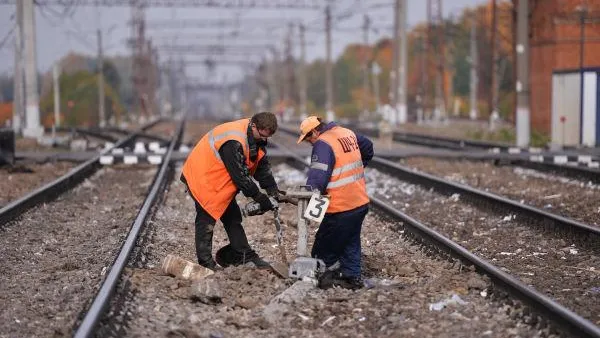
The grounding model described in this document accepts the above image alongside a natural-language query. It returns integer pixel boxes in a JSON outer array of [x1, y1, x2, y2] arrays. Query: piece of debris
[[429, 294, 467, 311], [263, 280, 315, 325], [161, 254, 214, 281], [189, 279, 222, 304]]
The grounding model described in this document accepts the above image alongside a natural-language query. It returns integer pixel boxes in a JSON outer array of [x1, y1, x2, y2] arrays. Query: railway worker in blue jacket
[[297, 116, 374, 289]]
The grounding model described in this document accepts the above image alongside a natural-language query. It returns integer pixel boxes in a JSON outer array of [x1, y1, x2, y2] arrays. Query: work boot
[[317, 269, 342, 290], [241, 250, 271, 269], [318, 270, 363, 290], [216, 245, 270, 269], [215, 245, 237, 267], [332, 276, 364, 290], [198, 258, 222, 271]]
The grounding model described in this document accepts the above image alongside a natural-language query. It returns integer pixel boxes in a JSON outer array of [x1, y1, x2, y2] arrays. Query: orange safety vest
[[318, 126, 369, 213], [181, 119, 265, 220]]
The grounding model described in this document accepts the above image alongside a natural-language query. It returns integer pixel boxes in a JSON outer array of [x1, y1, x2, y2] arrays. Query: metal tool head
[[269, 261, 289, 278], [288, 257, 326, 279]]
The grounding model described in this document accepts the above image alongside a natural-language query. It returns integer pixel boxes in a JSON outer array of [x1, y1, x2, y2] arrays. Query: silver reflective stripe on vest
[[331, 160, 363, 176], [326, 172, 365, 189], [310, 162, 329, 171], [209, 130, 248, 162]]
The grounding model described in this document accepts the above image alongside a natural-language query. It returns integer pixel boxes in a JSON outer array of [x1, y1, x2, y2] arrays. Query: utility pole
[[283, 23, 293, 106], [424, 1, 431, 122], [515, 0, 530, 146], [469, 15, 479, 120], [372, 63, 381, 113], [390, 0, 399, 124], [97, 29, 106, 127], [396, 0, 408, 124], [53, 64, 60, 132], [577, 3, 588, 144], [325, 2, 334, 120], [418, 34, 425, 124], [22, 0, 43, 139], [298, 23, 307, 118], [489, 0, 499, 129], [432, 0, 445, 123], [180, 58, 187, 114], [12, 0, 23, 134], [268, 47, 280, 110], [361, 14, 370, 115]]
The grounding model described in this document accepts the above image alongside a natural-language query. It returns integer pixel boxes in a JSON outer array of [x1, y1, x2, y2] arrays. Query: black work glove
[[254, 192, 277, 212], [266, 186, 286, 201], [268, 187, 299, 205]]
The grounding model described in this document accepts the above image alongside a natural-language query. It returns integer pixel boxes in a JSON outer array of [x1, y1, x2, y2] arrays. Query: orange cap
[[297, 116, 321, 144]]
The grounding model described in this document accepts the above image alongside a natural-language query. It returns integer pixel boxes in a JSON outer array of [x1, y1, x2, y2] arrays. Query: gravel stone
[[105, 160, 551, 337], [0, 165, 156, 338]]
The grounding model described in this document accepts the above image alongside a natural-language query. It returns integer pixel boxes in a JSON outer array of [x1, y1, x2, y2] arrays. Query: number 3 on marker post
[[303, 193, 330, 223]]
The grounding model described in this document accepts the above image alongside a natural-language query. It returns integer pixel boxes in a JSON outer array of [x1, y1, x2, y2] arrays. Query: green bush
[[530, 129, 551, 147]]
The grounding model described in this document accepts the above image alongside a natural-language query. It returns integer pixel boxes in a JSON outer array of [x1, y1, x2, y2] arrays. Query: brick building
[[527, 0, 600, 145]]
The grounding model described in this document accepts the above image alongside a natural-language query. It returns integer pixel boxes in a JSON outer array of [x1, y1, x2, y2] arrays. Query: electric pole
[[396, 0, 407, 124], [577, 3, 588, 145], [12, 0, 23, 134], [361, 14, 370, 114], [325, 2, 334, 119], [97, 29, 106, 127], [53, 64, 60, 131], [283, 23, 293, 106], [22, 0, 43, 138], [431, 0, 445, 123], [469, 15, 479, 120], [268, 47, 280, 110], [390, 0, 399, 124], [515, 0, 530, 146], [490, 0, 499, 129], [298, 23, 307, 118], [424, 1, 431, 122], [418, 34, 425, 124]]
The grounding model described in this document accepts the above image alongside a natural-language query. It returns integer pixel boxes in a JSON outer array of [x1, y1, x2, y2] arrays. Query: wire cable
[[0, 25, 15, 51]]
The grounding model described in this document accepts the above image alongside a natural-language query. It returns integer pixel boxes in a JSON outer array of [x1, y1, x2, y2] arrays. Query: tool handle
[[273, 209, 288, 262]]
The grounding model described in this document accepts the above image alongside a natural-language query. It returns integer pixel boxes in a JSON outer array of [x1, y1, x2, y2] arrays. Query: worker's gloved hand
[[254, 192, 277, 212], [266, 186, 287, 202]]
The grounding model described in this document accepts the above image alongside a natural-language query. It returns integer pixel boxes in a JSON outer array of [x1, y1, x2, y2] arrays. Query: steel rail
[[271, 140, 600, 338], [73, 117, 186, 338], [105, 127, 171, 144], [0, 119, 163, 227], [330, 124, 511, 150], [278, 124, 600, 190], [511, 159, 600, 184], [43, 126, 120, 143], [371, 156, 600, 239]]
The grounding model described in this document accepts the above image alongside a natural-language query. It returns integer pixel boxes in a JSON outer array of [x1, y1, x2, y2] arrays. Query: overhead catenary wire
[[0, 25, 15, 51]]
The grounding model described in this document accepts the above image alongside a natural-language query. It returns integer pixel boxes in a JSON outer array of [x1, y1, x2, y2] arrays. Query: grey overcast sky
[[0, 0, 487, 83]]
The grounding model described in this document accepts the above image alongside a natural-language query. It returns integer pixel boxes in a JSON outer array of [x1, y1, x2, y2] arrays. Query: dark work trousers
[[193, 198, 253, 266], [311, 204, 369, 278]]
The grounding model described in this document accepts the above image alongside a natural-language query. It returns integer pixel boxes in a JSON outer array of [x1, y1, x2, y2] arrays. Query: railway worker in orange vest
[[297, 116, 374, 289], [181, 112, 284, 270]]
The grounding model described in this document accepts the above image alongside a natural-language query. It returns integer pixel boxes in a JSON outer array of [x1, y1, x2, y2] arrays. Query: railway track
[[0, 119, 177, 337], [397, 157, 600, 227], [3, 118, 598, 336], [0, 119, 166, 227], [272, 128, 600, 336], [322, 125, 600, 184], [96, 154, 548, 337]]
